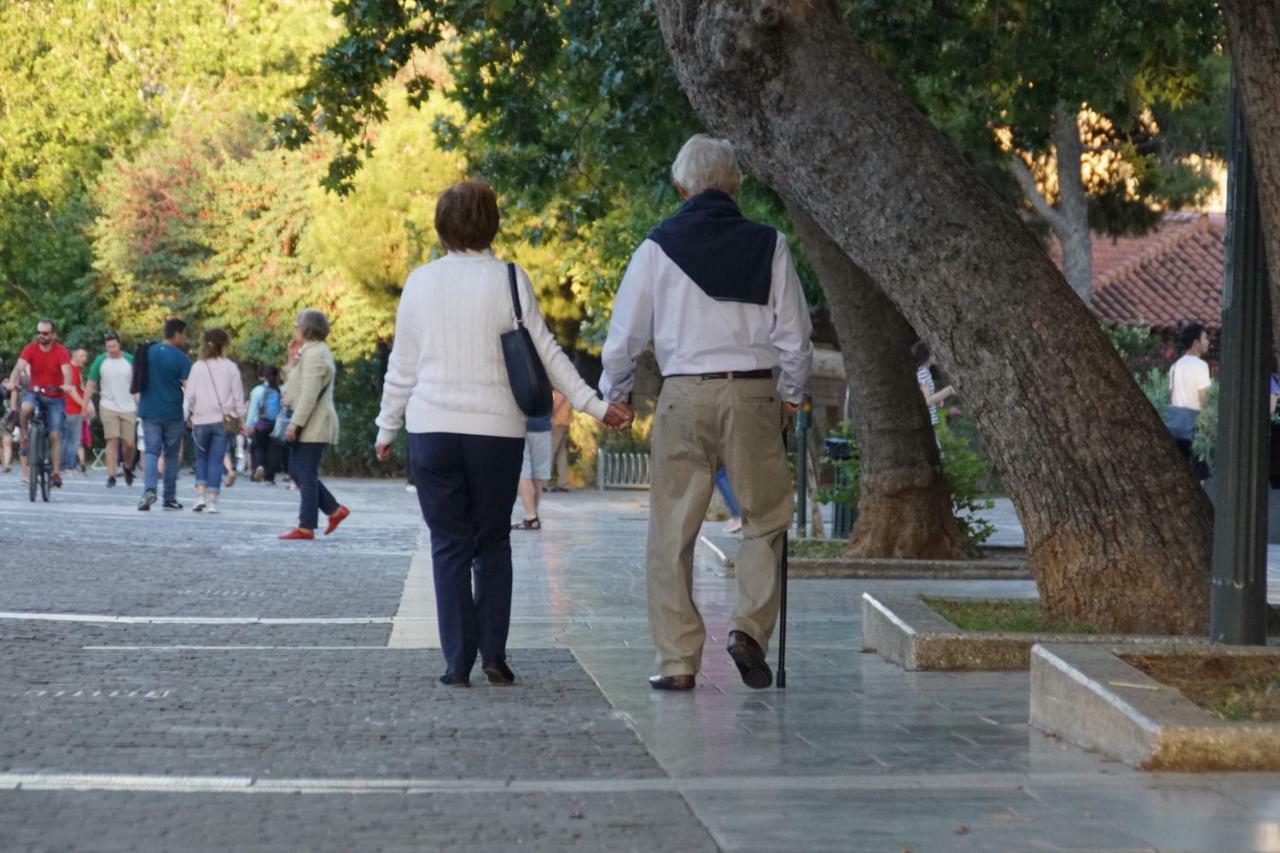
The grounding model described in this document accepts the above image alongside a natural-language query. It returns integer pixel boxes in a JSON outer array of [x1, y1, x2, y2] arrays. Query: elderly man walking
[[600, 135, 813, 691]]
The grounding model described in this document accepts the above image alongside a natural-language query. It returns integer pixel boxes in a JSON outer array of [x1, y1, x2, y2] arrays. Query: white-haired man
[[600, 134, 813, 691]]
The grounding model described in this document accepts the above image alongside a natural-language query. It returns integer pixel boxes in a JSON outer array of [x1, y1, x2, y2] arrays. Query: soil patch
[[1121, 653, 1280, 723], [921, 596, 1098, 634]]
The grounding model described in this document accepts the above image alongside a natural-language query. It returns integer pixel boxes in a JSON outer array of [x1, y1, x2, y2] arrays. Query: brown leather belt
[[665, 369, 773, 380]]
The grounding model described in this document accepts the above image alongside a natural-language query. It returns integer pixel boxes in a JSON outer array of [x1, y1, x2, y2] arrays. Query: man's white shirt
[[599, 232, 813, 403]]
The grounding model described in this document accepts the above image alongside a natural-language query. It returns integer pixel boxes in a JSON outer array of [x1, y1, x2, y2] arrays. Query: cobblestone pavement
[[0, 469, 1277, 851]]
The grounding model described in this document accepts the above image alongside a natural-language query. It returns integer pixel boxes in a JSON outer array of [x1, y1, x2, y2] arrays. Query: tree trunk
[[1223, 1, 1280, 370], [788, 202, 970, 559], [653, 0, 1211, 634], [1053, 109, 1094, 304]]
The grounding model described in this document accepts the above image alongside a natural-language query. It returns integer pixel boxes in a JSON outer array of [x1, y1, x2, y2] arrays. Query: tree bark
[[1007, 110, 1094, 303], [653, 0, 1212, 634], [1223, 1, 1280, 370], [1053, 109, 1094, 304], [788, 202, 970, 559]]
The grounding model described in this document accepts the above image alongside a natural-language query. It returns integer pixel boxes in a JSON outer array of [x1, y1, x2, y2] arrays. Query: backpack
[[129, 342, 153, 395], [262, 387, 281, 421]]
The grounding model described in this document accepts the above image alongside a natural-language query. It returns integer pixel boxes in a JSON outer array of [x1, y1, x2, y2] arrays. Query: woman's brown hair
[[201, 328, 230, 360], [434, 180, 500, 252]]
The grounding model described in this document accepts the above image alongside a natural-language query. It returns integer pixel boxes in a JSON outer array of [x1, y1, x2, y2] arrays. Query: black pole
[[1210, 81, 1271, 645], [777, 530, 787, 689]]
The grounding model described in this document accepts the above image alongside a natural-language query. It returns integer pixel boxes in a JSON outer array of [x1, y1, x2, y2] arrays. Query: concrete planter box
[[1031, 643, 1280, 771], [861, 592, 1197, 671]]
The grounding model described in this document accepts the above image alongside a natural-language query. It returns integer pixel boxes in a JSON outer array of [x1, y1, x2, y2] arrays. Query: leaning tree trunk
[[653, 0, 1212, 634], [788, 203, 970, 559], [1223, 1, 1280, 371]]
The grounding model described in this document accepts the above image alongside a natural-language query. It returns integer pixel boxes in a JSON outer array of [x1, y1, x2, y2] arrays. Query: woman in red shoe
[[278, 309, 349, 540]]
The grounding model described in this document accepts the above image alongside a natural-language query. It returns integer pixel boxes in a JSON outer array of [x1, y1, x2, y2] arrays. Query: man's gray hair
[[296, 308, 330, 342], [671, 134, 742, 196]]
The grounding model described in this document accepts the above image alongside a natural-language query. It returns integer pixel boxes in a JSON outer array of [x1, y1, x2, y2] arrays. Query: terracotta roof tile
[[1053, 213, 1224, 333]]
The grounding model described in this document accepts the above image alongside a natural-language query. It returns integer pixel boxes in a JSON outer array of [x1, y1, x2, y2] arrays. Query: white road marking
[[0, 770, 1176, 796], [388, 527, 437, 649]]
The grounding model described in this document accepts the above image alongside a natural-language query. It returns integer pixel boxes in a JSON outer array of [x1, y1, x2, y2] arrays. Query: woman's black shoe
[[482, 660, 516, 685], [438, 674, 470, 687]]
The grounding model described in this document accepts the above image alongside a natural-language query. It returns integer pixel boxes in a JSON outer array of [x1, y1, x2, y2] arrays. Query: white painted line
[[84, 646, 393, 651], [0, 770, 1164, 797], [3, 611, 840, 626], [697, 535, 733, 568], [0, 613, 394, 625], [862, 593, 918, 638], [389, 527, 437, 649]]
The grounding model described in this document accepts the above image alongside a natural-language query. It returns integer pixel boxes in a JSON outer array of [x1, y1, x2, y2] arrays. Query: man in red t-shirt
[[7, 319, 72, 488]]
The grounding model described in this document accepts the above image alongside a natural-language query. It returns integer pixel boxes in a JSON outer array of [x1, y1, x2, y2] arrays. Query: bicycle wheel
[[39, 449, 49, 502], [28, 425, 41, 502]]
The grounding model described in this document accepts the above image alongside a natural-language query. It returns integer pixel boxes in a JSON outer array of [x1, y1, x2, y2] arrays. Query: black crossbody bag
[[500, 263, 553, 418]]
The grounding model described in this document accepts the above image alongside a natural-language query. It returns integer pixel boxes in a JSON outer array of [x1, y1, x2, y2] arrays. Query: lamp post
[[1209, 82, 1271, 646]]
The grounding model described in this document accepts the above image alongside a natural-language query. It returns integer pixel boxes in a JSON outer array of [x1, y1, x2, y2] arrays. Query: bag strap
[[508, 263, 525, 328], [205, 361, 228, 417]]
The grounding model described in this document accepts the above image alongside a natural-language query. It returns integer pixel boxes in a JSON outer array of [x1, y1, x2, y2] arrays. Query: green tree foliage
[[282, 1, 834, 346], [0, 0, 335, 357], [841, 0, 1227, 236]]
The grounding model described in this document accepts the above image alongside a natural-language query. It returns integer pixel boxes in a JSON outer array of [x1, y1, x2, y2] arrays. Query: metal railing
[[596, 450, 651, 490]]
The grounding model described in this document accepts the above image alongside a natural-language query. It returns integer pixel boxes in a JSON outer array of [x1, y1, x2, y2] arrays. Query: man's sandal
[[512, 517, 541, 530]]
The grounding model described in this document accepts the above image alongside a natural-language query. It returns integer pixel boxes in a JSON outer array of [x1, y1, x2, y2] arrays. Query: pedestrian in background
[[1164, 322, 1212, 475], [85, 332, 136, 488], [513, 415, 551, 530], [245, 364, 283, 484], [137, 318, 192, 511], [548, 389, 574, 491], [911, 340, 955, 426], [279, 309, 348, 540], [184, 328, 245, 513], [374, 180, 627, 687], [61, 346, 90, 474]]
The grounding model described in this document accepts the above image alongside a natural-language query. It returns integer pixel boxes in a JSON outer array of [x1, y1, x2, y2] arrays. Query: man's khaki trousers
[[646, 376, 793, 677]]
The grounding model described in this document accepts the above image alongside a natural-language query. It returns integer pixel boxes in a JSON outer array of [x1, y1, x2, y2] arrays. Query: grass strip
[[1121, 653, 1280, 723], [921, 596, 1098, 634], [786, 539, 846, 559]]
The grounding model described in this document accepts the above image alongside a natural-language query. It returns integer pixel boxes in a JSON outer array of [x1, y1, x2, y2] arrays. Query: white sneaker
[[193, 497, 206, 513], [206, 500, 220, 514], [725, 517, 743, 535], [405, 483, 417, 492]]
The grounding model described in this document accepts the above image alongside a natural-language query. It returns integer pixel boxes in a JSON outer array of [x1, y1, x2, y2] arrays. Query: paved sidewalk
[[0, 471, 1276, 851]]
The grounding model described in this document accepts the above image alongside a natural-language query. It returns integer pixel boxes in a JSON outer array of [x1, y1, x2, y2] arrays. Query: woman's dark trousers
[[408, 432, 523, 680], [251, 426, 281, 481], [289, 441, 339, 530]]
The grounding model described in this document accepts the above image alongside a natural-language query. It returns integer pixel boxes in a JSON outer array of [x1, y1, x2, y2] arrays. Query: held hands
[[783, 401, 802, 416], [603, 402, 634, 430]]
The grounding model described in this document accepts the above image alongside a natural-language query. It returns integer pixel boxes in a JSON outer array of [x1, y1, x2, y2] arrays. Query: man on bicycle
[[7, 319, 73, 489]]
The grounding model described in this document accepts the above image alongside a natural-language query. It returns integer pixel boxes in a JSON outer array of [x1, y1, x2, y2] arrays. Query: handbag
[[205, 362, 243, 434], [273, 368, 331, 444], [500, 263, 553, 418]]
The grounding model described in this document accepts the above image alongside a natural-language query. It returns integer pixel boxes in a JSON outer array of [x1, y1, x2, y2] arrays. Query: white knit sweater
[[375, 251, 609, 444]]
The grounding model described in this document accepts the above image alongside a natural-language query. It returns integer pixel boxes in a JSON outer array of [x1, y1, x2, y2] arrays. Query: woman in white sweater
[[183, 328, 246, 513], [375, 180, 629, 687]]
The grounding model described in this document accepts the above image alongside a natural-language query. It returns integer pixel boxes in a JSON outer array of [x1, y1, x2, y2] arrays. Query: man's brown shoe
[[648, 674, 695, 691], [727, 630, 773, 689]]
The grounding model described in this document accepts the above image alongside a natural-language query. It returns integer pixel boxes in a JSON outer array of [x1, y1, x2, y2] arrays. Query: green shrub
[[818, 416, 995, 549], [1192, 381, 1219, 470]]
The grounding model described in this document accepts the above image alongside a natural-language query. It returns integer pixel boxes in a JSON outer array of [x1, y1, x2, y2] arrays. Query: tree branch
[[1008, 156, 1067, 237]]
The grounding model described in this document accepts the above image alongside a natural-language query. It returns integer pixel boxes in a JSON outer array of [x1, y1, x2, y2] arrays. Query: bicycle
[[24, 386, 58, 503]]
